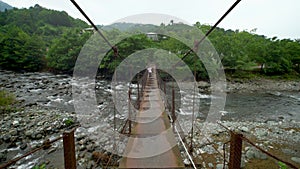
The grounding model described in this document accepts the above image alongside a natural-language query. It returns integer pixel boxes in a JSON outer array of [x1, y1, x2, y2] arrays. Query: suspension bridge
[[1, 0, 299, 168]]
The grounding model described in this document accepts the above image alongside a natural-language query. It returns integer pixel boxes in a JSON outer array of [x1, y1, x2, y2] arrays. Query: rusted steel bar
[[228, 132, 243, 169], [0, 136, 62, 168], [137, 82, 140, 108], [172, 88, 176, 123], [128, 88, 132, 134], [241, 136, 298, 169], [63, 130, 77, 169]]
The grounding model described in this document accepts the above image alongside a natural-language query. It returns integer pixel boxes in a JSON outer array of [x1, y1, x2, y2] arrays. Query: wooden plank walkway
[[119, 67, 184, 168]]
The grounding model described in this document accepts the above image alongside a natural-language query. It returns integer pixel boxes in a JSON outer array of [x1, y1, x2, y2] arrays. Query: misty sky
[[3, 0, 300, 39]]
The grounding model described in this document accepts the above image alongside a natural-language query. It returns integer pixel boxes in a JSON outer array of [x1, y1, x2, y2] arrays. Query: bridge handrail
[[0, 128, 77, 169]]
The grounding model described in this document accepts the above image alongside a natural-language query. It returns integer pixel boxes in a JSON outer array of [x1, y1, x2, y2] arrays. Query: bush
[[64, 118, 74, 127], [32, 164, 46, 169], [0, 90, 15, 113]]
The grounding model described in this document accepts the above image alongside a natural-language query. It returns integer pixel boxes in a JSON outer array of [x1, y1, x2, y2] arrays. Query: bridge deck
[[119, 68, 184, 168]]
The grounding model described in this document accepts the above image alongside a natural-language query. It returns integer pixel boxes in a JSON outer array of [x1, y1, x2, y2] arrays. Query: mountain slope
[[0, 4, 88, 45], [0, 1, 13, 12]]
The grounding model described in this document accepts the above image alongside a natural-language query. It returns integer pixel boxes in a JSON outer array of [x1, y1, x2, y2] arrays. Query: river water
[[1, 70, 299, 123], [223, 92, 300, 122]]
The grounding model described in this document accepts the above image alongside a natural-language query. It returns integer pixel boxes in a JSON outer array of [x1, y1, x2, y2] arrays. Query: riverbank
[[198, 77, 300, 94], [226, 77, 300, 93]]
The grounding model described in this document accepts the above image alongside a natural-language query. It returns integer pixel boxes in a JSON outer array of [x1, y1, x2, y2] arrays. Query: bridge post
[[128, 88, 132, 134], [137, 81, 140, 109], [63, 130, 76, 169], [229, 131, 243, 169], [172, 88, 176, 122]]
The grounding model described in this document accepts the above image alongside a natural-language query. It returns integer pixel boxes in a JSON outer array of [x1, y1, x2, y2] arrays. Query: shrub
[[0, 90, 16, 113]]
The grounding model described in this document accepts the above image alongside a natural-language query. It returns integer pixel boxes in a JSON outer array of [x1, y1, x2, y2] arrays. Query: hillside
[[0, 4, 299, 78], [0, 4, 90, 72], [102, 22, 159, 32], [0, 1, 12, 12], [99, 22, 300, 78], [0, 4, 87, 38]]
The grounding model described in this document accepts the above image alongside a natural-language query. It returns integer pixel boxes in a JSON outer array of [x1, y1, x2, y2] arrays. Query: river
[[0, 70, 299, 168]]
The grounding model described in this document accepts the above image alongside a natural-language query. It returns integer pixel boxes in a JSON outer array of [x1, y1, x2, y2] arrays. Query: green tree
[[46, 30, 91, 72], [0, 25, 45, 71]]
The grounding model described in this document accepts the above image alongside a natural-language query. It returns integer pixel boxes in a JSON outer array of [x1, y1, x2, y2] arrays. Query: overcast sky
[[3, 0, 300, 39]]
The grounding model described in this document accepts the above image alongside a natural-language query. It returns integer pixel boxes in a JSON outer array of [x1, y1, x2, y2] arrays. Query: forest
[[0, 5, 299, 79]]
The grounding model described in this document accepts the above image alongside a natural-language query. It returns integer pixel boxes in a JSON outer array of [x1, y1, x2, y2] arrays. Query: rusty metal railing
[[0, 128, 77, 169], [218, 122, 299, 169]]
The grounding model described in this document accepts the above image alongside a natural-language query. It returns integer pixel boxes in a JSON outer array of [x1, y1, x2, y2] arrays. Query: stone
[[201, 145, 216, 154], [2, 135, 11, 143], [36, 133, 43, 140], [291, 157, 300, 164], [7, 142, 17, 148], [255, 129, 268, 138], [183, 159, 190, 165], [47, 148, 56, 154], [246, 147, 267, 160], [79, 151, 86, 158], [17, 127, 25, 133], [216, 164, 224, 169], [12, 120, 20, 127], [10, 130, 18, 136], [25, 130, 33, 137], [87, 160, 95, 169], [79, 145, 86, 151], [85, 152, 93, 160], [20, 143, 27, 150], [37, 98, 50, 103], [76, 133, 86, 141], [240, 126, 250, 133], [86, 144, 95, 152], [0, 152, 6, 162]]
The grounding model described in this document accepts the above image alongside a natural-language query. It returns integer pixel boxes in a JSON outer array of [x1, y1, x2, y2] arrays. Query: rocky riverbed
[[0, 70, 299, 168]]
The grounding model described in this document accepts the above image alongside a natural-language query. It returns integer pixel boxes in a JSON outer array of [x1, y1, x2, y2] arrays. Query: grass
[[278, 162, 287, 169], [32, 164, 46, 169], [0, 90, 16, 113], [64, 118, 74, 127]]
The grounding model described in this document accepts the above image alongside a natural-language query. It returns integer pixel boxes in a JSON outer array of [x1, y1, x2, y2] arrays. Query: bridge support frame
[[63, 130, 77, 169], [229, 131, 243, 169]]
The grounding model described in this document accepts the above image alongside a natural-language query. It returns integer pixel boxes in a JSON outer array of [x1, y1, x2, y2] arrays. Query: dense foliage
[[201, 24, 300, 75], [0, 4, 88, 72], [0, 4, 299, 79]]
